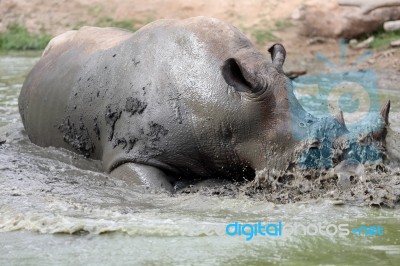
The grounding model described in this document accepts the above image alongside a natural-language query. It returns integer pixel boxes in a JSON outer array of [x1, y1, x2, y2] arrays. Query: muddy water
[[1, 52, 400, 265]]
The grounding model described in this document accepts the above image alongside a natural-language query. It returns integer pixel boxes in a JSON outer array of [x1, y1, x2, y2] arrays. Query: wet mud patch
[[105, 104, 122, 141], [58, 116, 95, 157], [112, 133, 138, 153], [244, 164, 400, 208], [177, 180, 242, 198], [147, 122, 168, 141], [124, 97, 147, 116], [93, 116, 101, 140], [176, 165, 400, 208]]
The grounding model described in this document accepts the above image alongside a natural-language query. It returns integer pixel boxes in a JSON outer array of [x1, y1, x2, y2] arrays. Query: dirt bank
[[0, 0, 306, 35], [1, 0, 400, 73]]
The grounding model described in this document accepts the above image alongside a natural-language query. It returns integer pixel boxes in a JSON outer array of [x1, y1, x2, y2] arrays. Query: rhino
[[18, 17, 398, 192]]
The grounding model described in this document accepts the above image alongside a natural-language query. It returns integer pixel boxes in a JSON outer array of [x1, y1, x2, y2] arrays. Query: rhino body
[[21, 17, 392, 191]]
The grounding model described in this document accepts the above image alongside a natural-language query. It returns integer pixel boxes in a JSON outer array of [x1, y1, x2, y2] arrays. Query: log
[[338, 0, 400, 14], [285, 69, 307, 79], [384, 20, 400, 31], [391, 39, 400, 47]]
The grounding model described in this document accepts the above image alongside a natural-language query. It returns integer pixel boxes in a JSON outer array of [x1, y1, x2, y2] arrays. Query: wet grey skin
[[18, 17, 396, 192]]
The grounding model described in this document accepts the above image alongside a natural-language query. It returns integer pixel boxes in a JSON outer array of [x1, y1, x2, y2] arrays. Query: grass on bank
[[243, 19, 292, 47], [274, 19, 292, 31], [252, 29, 278, 45], [0, 23, 51, 50], [0, 17, 138, 51], [370, 29, 400, 50], [73, 16, 138, 32], [95, 16, 136, 31], [85, 5, 140, 32]]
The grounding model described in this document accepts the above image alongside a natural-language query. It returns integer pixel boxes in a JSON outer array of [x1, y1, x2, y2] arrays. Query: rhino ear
[[221, 58, 262, 93], [268, 43, 286, 72]]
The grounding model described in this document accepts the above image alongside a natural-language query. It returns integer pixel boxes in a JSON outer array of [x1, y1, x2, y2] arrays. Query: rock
[[391, 39, 400, 47], [350, 36, 374, 49], [296, 3, 400, 38], [384, 20, 400, 31], [307, 37, 327, 45]]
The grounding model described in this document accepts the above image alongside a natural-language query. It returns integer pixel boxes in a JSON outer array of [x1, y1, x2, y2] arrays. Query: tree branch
[[338, 0, 400, 14]]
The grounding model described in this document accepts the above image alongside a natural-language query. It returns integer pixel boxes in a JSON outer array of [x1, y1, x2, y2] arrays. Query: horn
[[381, 100, 390, 125], [334, 110, 346, 126]]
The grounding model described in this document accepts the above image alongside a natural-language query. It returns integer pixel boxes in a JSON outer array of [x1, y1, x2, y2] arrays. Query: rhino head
[[215, 43, 398, 177]]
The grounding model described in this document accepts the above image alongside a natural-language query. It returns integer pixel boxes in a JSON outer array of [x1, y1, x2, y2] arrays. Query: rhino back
[[18, 27, 133, 155], [19, 17, 263, 176]]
